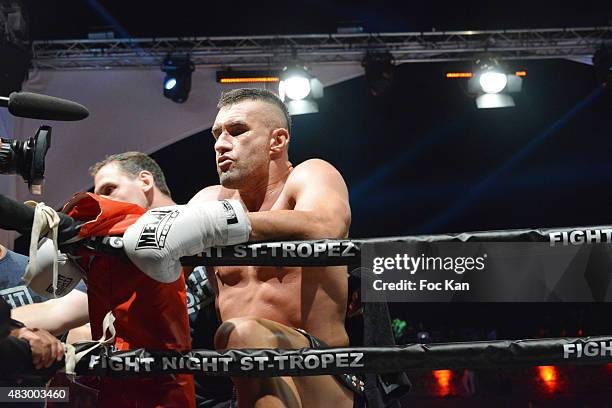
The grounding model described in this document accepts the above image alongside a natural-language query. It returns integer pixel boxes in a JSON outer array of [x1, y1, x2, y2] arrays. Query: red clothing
[[63, 193, 195, 408]]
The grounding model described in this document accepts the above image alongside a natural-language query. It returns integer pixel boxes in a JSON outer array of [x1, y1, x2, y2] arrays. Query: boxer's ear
[[138, 170, 155, 193], [269, 128, 290, 158]]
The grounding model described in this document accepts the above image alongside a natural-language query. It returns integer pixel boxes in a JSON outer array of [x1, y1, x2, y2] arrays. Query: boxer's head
[[89, 151, 171, 208], [213, 88, 291, 189]]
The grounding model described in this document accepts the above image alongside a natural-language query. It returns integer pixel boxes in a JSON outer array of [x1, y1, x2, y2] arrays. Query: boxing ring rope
[[78, 224, 612, 266], [66, 336, 612, 377], [3, 217, 612, 383], [63, 224, 612, 379]]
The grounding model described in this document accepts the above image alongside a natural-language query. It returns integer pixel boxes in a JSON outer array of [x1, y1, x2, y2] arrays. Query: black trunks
[[293, 328, 366, 408]]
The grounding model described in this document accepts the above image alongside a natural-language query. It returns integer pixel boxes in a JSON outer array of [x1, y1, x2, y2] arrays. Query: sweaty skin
[[195, 176, 349, 348], [190, 98, 353, 408]]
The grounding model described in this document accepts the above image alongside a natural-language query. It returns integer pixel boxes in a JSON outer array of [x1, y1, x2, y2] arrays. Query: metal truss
[[31, 26, 612, 70]]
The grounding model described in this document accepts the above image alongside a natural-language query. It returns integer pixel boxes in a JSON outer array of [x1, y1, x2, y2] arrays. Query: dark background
[[16, 1, 612, 341], [21, 0, 612, 40], [150, 58, 612, 341]]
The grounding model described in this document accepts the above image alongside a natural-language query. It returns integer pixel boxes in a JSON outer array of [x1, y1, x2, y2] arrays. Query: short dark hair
[[217, 88, 291, 133], [89, 151, 172, 197]]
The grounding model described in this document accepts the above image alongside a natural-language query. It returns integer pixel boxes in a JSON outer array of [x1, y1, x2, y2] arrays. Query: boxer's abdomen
[[215, 264, 349, 346]]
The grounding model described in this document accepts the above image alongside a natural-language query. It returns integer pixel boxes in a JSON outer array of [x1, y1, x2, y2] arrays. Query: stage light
[[161, 54, 194, 103], [282, 76, 311, 100], [164, 78, 177, 90], [279, 66, 323, 115], [216, 70, 279, 84], [447, 71, 526, 79], [279, 66, 312, 101], [467, 59, 523, 109], [476, 93, 515, 109], [362, 51, 395, 96], [417, 331, 430, 343], [433, 370, 452, 397], [537, 366, 559, 393], [479, 71, 507, 94], [446, 72, 473, 78], [538, 366, 557, 383]]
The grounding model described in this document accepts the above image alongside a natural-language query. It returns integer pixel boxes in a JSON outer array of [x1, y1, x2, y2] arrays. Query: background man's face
[[212, 100, 273, 189], [93, 162, 149, 208]]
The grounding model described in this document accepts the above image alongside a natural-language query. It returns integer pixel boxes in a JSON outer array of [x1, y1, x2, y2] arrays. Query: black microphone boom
[[0, 92, 89, 121]]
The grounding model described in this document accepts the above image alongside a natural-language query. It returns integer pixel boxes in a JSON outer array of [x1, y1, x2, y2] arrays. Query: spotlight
[[475, 93, 516, 109], [161, 54, 194, 103], [164, 77, 177, 90], [216, 70, 279, 84], [468, 59, 523, 109], [279, 66, 323, 115], [479, 71, 507, 94], [362, 51, 395, 96], [282, 76, 311, 101]]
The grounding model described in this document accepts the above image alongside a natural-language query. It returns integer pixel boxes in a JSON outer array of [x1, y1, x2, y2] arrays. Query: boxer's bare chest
[[214, 183, 295, 287], [211, 180, 348, 340]]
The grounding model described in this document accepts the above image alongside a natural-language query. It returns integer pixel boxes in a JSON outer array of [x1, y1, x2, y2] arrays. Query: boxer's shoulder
[[287, 159, 346, 190], [189, 185, 234, 204], [293, 158, 338, 173]]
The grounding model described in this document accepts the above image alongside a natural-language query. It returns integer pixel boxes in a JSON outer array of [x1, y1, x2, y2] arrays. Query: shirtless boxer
[[189, 88, 355, 407], [8, 89, 352, 406]]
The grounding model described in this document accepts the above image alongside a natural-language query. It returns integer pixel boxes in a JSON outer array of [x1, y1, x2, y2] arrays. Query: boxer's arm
[[189, 185, 226, 203], [11, 290, 89, 336], [122, 200, 250, 282], [248, 160, 350, 240], [126, 159, 346, 282], [190, 160, 350, 241]]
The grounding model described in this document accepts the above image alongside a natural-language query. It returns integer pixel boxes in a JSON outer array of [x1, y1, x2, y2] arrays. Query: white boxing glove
[[122, 200, 251, 283], [22, 238, 84, 298]]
